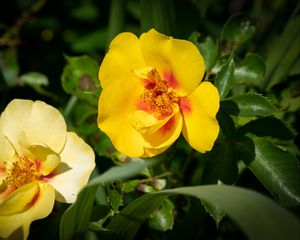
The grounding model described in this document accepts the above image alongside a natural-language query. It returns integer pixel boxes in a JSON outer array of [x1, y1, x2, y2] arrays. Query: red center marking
[[164, 70, 179, 88], [28, 188, 40, 207], [179, 98, 192, 114], [160, 116, 176, 135]]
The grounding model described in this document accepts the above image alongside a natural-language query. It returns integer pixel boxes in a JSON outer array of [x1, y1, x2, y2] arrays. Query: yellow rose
[[0, 99, 95, 239], [98, 29, 220, 157]]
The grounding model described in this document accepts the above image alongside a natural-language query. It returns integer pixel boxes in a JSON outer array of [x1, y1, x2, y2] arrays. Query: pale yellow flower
[[0, 99, 95, 239], [98, 29, 220, 157]]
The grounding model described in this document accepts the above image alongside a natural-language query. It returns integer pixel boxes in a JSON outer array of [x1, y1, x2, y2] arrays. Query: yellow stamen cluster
[[141, 69, 178, 119], [5, 156, 39, 189]]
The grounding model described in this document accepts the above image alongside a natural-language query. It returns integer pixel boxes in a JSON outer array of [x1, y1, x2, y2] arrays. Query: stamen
[[5, 156, 40, 189], [139, 69, 179, 120]]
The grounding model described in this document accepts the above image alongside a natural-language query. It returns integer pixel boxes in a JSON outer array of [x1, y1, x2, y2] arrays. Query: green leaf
[[237, 137, 300, 206], [263, 5, 300, 90], [19, 72, 48, 86], [216, 110, 236, 138], [234, 53, 265, 86], [148, 198, 174, 231], [60, 185, 98, 240], [221, 14, 256, 52], [201, 199, 225, 228], [238, 116, 294, 140], [19, 72, 55, 97], [221, 93, 275, 117], [107, 188, 123, 213], [214, 57, 235, 99], [0, 49, 19, 87], [61, 55, 100, 106], [189, 32, 218, 71], [202, 142, 238, 184], [60, 159, 155, 240], [107, 185, 300, 240], [121, 180, 139, 193]]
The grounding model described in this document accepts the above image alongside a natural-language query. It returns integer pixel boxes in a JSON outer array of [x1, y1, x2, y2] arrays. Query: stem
[[140, 0, 175, 35], [106, 0, 125, 50], [64, 95, 78, 117], [138, 171, 173, 184]]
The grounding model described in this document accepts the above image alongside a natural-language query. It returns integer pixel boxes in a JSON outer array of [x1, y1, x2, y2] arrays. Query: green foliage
[[237, 137, 300, 206], [189, 31, 218, 71], [148, 199, 175, 231], [214, 57, 235, 99], [221, 13, 256, 53], [234, 53, 265, 86], [61, 55, 100, 106], [105, 185, 300, 240], [1, 0, 300, 239], [221, 93, 275, 117], [262, 4, 300, 90]]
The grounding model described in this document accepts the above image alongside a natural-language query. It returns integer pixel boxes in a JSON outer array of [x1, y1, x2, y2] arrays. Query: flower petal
[[140, 29, 205, 95], [27, 144, 61, 176], [99, 32, 145, 88], [0, 99, 67, 154], [0, 136, 17, 185], [0, 181, 39, 215], [129, 110, 172, 135], [48, 132, 95, 203], [0, 182, 55, 240], [181, 82, 220, 152], [143, 112, 183, 152], [98, 73, 146, 157]]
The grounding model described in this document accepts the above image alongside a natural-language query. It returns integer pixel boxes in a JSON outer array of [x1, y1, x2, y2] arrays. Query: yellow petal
[[27, 144, 61, 176], [0, 182, 55, 240], [129, 110, 172, 135], [0, 99, 67, 154], [47, 132, 95, 203], [99, 32, 145, 88], [0, 181, 39, 215], [181, 82, 220, 152], [98, 72, 146, 157], [0, 136, 17, 185], [140, 29, 205, 95], [143, 111, 183, 151]]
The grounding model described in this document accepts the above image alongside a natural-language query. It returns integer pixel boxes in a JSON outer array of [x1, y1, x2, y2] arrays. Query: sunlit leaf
[[221, 93, 275, 117], [237, 137, 300, 206], [221, 13, 256, 52], [234, 53, 265, 86], [214, 57, 235, 99], [148, 198, 174, 231], [189, 31, 218, 71], [19, 72, 54, 97]]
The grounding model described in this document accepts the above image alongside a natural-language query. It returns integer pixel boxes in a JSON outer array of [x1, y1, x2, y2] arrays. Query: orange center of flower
[[5, 156, 40, 189], [138, 69, 179, 120]]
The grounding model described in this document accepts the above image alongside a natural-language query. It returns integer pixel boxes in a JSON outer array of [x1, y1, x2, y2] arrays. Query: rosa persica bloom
[[98, 29, 220, 157], [0, 99, 95, 239]]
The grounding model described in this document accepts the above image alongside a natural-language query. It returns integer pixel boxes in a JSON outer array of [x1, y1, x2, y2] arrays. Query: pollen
[[139, 69, 179, 119], [5, 156, 40, 189]]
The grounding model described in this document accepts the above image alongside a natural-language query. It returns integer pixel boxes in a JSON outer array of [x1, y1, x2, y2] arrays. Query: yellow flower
[[98, 29, 220, 157], [0, 99, 95, 239]]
